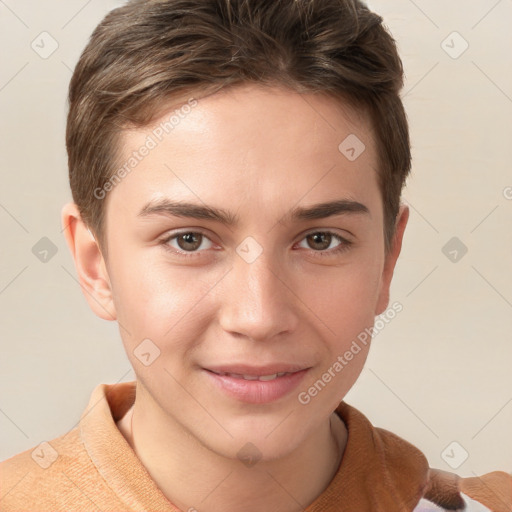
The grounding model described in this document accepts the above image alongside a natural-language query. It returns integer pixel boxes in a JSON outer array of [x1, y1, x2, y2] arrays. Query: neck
[[117, 399, 347, 512]]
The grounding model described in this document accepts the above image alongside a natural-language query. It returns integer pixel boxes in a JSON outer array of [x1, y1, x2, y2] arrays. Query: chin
[[197, 413, 314, 464], [215, 435, 303, 466]]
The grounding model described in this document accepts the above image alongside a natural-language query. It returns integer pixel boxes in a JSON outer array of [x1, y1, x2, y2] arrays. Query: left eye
[[297, 231, 347, 252]]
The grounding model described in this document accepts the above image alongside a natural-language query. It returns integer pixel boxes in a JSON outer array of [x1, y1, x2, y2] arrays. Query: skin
[[62, 83, 409, 512]]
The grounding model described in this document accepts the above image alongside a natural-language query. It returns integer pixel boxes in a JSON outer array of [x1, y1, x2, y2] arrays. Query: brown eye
[[297, 230, 352, 257], [176, 232, 203, 251], [306, 232, 334, 251], [161, 231, 214, 256]]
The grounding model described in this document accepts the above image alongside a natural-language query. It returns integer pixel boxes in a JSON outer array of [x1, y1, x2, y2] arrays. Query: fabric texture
[[1, 381, 510, 511], [414, 493, 493, 511]]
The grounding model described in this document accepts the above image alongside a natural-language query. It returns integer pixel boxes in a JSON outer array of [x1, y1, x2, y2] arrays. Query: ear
[[61, 202, 117, 321], [375, 204, 409, 315]]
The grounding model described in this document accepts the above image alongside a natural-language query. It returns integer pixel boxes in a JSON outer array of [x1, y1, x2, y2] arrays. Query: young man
[[1, 0, 510, 511]]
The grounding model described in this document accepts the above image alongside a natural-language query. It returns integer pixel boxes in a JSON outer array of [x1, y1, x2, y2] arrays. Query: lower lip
[[204, 369, 309, 404]]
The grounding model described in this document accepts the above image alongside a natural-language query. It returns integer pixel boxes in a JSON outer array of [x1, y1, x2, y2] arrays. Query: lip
[[203, 364, 310, 404], [206, 364, 308, 376]]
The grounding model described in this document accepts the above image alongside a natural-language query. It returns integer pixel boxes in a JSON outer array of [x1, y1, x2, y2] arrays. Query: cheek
[[304, 257, 384, 337], [109, 251, 214, 342]]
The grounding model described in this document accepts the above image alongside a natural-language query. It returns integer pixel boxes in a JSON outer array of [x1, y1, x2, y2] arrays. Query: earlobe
[[375, 204, 409, 316], [61, 202, 117, 321]]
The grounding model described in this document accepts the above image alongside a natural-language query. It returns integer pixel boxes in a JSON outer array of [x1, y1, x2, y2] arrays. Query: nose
[[218, 246, 299, 342]]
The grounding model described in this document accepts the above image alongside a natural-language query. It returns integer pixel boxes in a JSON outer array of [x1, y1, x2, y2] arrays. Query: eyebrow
[[137, 198, 370, 226]]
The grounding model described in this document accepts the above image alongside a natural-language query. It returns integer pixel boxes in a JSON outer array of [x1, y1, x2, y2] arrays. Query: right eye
[[160, 231, 215, 258]]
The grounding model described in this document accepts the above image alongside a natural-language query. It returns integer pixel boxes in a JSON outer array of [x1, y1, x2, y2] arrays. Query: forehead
[[107, 83, 380, 222]]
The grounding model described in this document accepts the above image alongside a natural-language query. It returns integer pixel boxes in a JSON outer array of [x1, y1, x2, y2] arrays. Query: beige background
[[0, 0, 511, 476]]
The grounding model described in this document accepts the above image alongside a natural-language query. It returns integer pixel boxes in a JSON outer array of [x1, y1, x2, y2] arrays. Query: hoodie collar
[[305, 401, 430, 511], [81, 381, 430, 512]]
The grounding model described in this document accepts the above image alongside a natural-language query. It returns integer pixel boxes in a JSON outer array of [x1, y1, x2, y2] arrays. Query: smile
[[209, 371, 291, 381], [204, 367, 310, 404]]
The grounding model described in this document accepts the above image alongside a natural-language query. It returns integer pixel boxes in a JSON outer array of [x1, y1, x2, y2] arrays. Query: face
[[82, 84, 406, 460]]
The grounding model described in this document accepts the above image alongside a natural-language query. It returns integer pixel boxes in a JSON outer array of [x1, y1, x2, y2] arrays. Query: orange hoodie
[[1, 381, 510, 511]]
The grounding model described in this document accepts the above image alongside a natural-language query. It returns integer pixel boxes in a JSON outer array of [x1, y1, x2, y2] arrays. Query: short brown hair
[[66, 0, 411, 256]]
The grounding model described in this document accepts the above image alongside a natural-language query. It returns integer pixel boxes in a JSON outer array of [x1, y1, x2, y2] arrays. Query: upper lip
[[204, 364, 310, 376]]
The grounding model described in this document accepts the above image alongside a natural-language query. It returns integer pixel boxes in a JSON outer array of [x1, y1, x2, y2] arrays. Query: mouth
[[203, 365, 310, 404], [208, 370, 296, 381]]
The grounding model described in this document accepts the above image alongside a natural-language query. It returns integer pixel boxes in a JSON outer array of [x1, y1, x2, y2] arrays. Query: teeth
[[259, 373, 278, 381]]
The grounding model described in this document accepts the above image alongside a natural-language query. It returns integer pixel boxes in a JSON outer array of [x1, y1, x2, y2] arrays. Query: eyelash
[[159, 230, 353, 259]]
